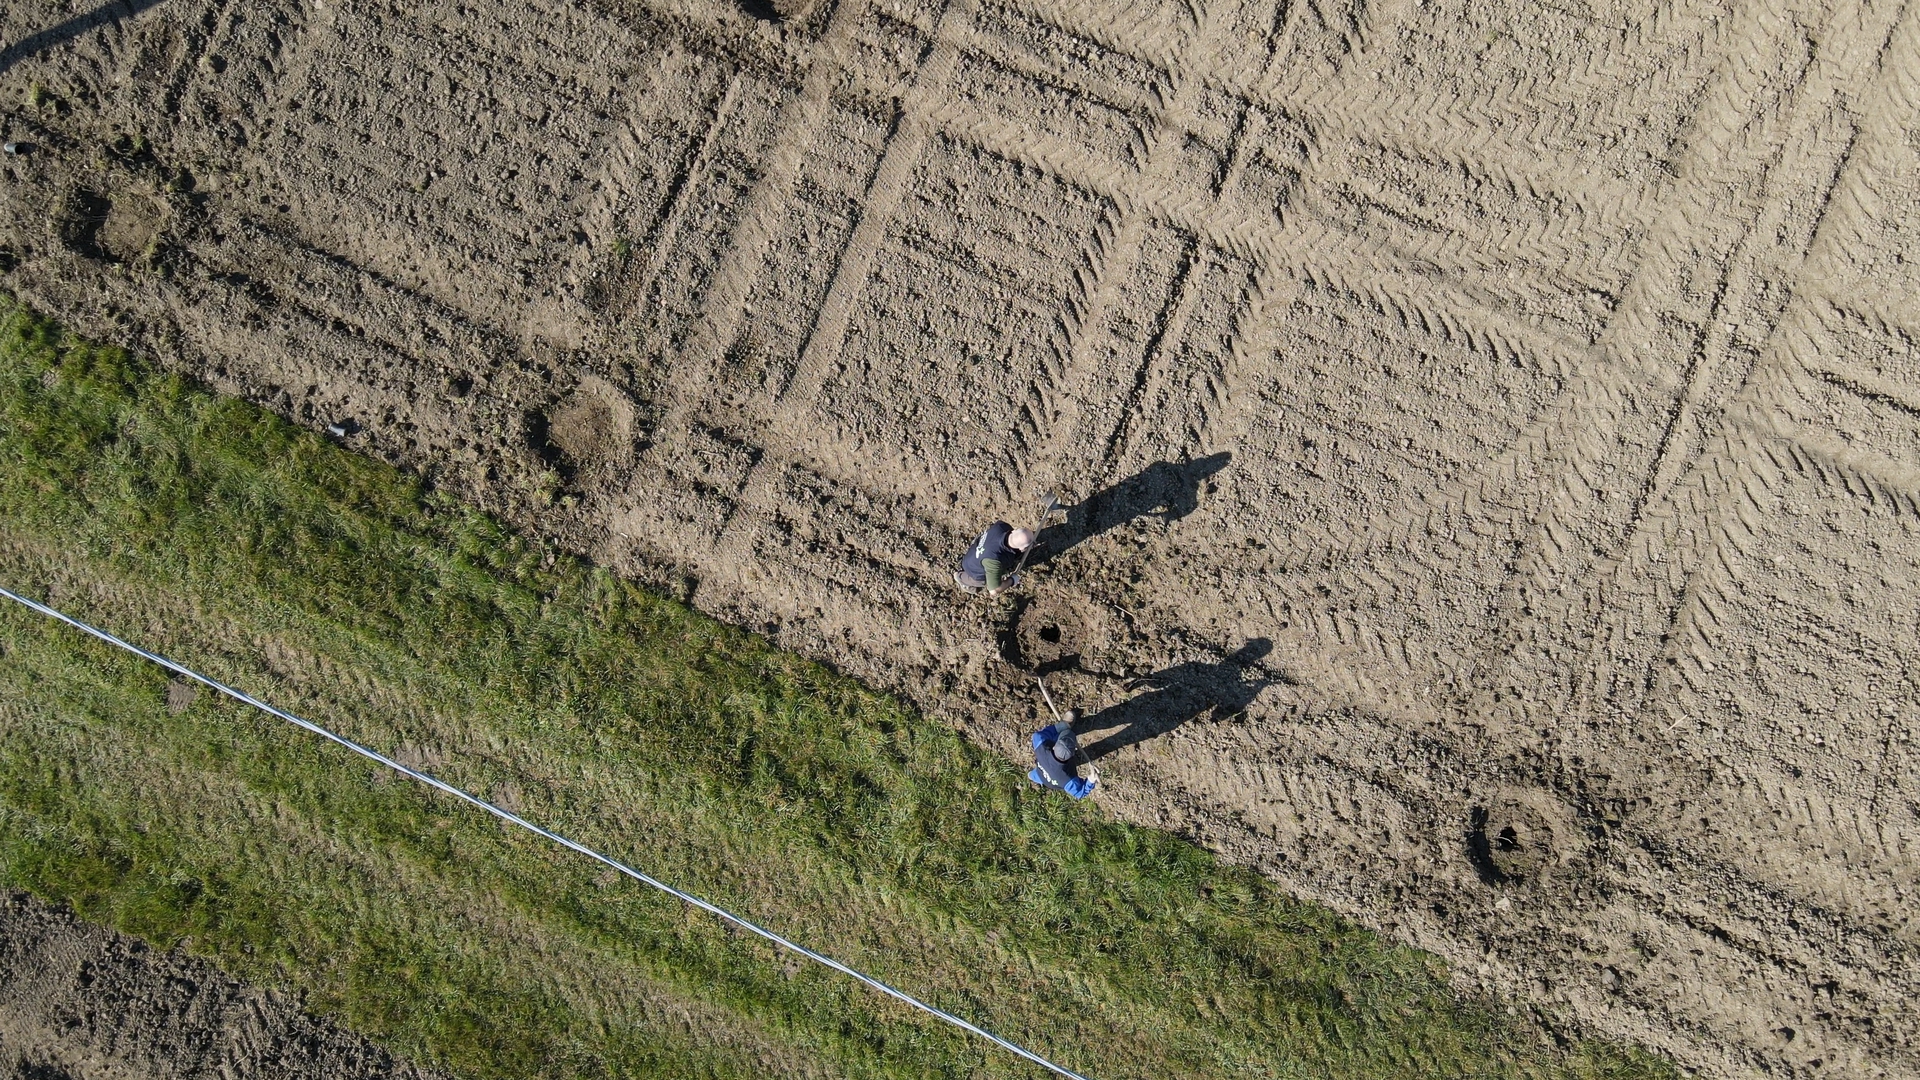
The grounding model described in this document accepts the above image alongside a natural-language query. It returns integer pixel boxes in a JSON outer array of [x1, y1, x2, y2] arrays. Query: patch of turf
[[0, 295, 1674, 1080]]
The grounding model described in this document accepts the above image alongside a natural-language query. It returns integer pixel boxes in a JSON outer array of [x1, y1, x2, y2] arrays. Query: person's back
[[956, 521, 1032, 595], [1029, 723, 1095, 799]]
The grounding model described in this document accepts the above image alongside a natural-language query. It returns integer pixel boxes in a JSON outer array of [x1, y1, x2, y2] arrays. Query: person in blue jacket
[[954, 521, 1034, 596], [1029, 713, 1096, 799]]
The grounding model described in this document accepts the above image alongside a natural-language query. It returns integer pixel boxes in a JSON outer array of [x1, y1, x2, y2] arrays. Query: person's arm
[[982, 557, 1004, 591]]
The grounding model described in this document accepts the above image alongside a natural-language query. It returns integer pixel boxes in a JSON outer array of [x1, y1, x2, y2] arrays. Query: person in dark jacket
[[1029, 715, 1095, 799], [954, 521, 1033, 596]]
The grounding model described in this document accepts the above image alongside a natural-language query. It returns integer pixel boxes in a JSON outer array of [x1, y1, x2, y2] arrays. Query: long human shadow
[[1077, 638, 1273, 761], [0, 0, 170, 77], [1027, 451, 1230, 569]]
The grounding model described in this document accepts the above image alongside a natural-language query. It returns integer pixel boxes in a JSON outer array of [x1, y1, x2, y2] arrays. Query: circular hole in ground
[[1469, 801, 1553, 883], [1005, 598, 1089, 674]]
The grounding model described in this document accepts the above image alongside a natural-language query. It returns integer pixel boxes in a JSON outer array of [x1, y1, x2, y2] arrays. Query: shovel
[[1011, 491, 1067, 577]]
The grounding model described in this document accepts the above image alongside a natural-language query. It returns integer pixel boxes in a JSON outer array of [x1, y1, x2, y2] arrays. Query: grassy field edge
[[0, 294, 1675, 1080]]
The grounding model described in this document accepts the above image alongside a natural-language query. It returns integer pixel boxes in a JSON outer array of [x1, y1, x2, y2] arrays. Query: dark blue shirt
[[1029, 725, 1095, 799], [961, 521, 1021, 581]]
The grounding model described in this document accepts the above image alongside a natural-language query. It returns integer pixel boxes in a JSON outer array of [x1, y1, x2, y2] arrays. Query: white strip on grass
[[0, 583, 1096, 1080]]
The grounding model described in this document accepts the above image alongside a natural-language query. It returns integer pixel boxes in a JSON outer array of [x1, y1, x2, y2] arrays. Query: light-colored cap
[[1009, 528, 1035, 550]]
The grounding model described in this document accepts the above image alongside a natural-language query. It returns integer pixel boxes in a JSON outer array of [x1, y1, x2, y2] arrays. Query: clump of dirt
[[96, 191, 168, 265], [544, 374, 638, 477]]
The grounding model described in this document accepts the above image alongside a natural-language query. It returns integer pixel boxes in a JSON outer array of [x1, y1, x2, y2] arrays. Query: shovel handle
[[1035, 676, 1063, 723], [1011, 496, 1065, 576]]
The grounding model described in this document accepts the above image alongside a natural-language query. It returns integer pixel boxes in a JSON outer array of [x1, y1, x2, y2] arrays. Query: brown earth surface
[[1, 0, 1917, 1076], [0, 891, 446, 1080]]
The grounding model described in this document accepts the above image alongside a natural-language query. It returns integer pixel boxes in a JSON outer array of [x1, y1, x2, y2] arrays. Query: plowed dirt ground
[[0, 891, 447, 1080], [0, 0, 1915, 1076]]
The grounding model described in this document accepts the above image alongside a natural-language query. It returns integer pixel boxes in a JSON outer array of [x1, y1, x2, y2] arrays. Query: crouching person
[[1028, 715, 1096, 799], [955, 521, 1034, 596]]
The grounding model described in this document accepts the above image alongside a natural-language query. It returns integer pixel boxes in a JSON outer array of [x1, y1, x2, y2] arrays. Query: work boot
[[953, 571, 982, 595]]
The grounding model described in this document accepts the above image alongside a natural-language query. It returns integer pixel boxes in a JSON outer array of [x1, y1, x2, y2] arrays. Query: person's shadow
[[1027, 452, 1230, 569], [1076, 639, 1274, 761], [1, 0, 171, 77]]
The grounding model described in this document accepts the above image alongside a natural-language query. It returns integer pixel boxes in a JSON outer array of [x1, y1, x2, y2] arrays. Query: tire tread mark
[[1448, 0, 1839, 735], [1027, 0, 1270, 489], [607, 76, 746, 322], [776, 0, 979, 409], [676, 0, 875, 384], [875, 76, 1601, 377]]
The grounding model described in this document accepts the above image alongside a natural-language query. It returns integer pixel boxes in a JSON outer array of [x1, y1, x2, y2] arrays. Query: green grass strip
[[0, 294, 1674, 1080]]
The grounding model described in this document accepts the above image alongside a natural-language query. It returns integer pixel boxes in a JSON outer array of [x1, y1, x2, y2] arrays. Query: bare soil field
[[0, 891, 446, 1080], [0, 0, 1915, 1075]]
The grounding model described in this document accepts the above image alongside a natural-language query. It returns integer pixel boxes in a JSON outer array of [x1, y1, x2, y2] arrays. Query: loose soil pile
[[1, 0, 1915, 1076]]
